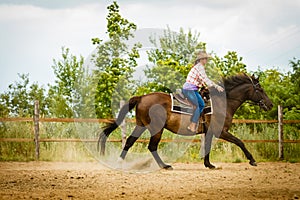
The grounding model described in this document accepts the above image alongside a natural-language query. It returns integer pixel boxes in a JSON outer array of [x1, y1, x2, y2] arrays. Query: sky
[[0, 0, 300, 92]]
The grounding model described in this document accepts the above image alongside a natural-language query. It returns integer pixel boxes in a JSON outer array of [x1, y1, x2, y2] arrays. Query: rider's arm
[[195, 64, 223, 92], [194, 64, 216, 87]]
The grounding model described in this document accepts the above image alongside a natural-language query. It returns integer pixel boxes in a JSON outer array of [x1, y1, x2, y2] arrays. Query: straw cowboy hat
[[196, 51, 212, 60]]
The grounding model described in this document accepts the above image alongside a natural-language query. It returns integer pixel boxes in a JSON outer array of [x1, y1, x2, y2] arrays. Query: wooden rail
[[0, 103, 299, 160], [1, 138, 300, 143], [1, 117, 299, 124]]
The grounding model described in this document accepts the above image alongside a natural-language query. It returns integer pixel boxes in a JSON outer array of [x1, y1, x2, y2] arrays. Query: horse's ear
[[252, 74, 259, 82]]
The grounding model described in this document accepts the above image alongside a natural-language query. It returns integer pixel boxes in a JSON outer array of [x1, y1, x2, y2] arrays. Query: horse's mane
[[222, 73, 252, 92]]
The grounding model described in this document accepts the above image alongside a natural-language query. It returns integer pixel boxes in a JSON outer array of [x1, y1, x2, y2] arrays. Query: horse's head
[[247, 75, 273, 111]]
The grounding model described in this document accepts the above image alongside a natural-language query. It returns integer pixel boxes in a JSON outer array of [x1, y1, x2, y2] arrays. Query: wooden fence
[[0, 103, 299, 160]]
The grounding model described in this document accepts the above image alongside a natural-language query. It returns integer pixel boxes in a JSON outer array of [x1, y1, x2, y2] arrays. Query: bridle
[[227, 75, 268, 110], [247, 75, 269, 110]]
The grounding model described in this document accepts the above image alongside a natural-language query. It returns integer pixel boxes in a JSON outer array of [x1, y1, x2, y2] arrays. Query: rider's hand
[[216, 85, 224, 92]]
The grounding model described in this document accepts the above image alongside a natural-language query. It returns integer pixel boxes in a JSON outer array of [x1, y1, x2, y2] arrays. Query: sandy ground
[[0, 162, 299, 200]]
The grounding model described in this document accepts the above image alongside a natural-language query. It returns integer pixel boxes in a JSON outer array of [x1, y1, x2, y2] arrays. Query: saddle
[[172, 90, 193, 107], [171, 88, 212, 115]]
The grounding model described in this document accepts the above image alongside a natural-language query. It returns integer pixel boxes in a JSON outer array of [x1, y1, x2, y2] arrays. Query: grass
[[0, 120, 299, 163]]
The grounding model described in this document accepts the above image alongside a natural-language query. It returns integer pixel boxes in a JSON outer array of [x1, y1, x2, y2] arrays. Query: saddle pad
[[170, 93, 213, 115]]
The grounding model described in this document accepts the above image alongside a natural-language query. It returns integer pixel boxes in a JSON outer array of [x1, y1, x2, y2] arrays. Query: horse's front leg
[[203, 131, 216, 169], [219, 131, 257, 166]]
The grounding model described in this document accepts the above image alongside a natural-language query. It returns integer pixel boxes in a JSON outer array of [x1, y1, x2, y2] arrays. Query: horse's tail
[[98, 96, 141, 155]]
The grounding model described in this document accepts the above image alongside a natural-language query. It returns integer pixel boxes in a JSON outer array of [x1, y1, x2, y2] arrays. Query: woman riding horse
[[183, 51, 224, 132], [98, 62, 273, 170]]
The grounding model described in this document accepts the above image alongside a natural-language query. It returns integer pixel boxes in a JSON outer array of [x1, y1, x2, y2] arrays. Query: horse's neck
[[226, 85, 250, 115]]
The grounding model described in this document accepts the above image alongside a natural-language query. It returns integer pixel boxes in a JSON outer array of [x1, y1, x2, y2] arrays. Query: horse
[[98, 73, 273, 170]]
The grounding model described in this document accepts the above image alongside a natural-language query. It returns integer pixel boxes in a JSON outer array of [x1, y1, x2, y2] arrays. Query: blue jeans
[[182, 89, 205, 123]]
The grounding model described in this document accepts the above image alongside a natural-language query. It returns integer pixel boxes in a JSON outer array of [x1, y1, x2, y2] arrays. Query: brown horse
[[98, 73, 273, 169]]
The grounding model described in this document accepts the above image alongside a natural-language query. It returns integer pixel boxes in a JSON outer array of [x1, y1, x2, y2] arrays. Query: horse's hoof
[[250, 161, 257, 166], [205, 164, 216, 169], [163, 165, 173, 170]]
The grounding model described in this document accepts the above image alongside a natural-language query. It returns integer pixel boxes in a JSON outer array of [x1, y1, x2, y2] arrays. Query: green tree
[[0, 74, 47, 117], [92, 1, 141, 118], [0, 93, 9, 117], [47, 47, 86, 118], [260, 65, 300, 120], [235, 59, 300, 120], [211, 51, 247, 77], [279, 58, 299, 120], [289, 58, 300, 116], [142, 27, 248, 95], [148, 27, 206, 66], [138, 27, 205, 94]]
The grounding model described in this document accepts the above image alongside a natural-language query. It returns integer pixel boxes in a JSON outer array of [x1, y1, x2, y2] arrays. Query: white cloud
[[120, 0, 300, 71], [0, 3, 107, 91]]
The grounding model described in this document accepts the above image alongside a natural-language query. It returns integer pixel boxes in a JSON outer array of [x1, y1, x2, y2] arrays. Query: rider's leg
[[195, 90, 205, 114], [195, 91, 205, 122], [191, 91, 205, 131], [182, 90, 204, 132]]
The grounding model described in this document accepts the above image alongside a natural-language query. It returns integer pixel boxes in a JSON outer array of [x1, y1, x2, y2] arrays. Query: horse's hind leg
[[148, 129, 173, 170], [119, 125, 146, 160]]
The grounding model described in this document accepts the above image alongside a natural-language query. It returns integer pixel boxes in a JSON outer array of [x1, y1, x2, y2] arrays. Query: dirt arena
[[0, 162, 299, 200]]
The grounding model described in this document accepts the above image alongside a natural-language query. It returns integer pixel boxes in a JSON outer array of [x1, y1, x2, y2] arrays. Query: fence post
[[34, 100, 40, 160], [278, 105, 284, 160], [120, 100, 126, 148]]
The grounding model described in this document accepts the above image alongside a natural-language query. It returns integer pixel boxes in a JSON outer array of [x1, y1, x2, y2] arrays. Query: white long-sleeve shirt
[[183, 63, 216, 90]]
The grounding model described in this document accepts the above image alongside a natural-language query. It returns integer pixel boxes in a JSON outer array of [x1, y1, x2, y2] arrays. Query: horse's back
[[134, 92, 171, 127], [138, 92, 171, 108]]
